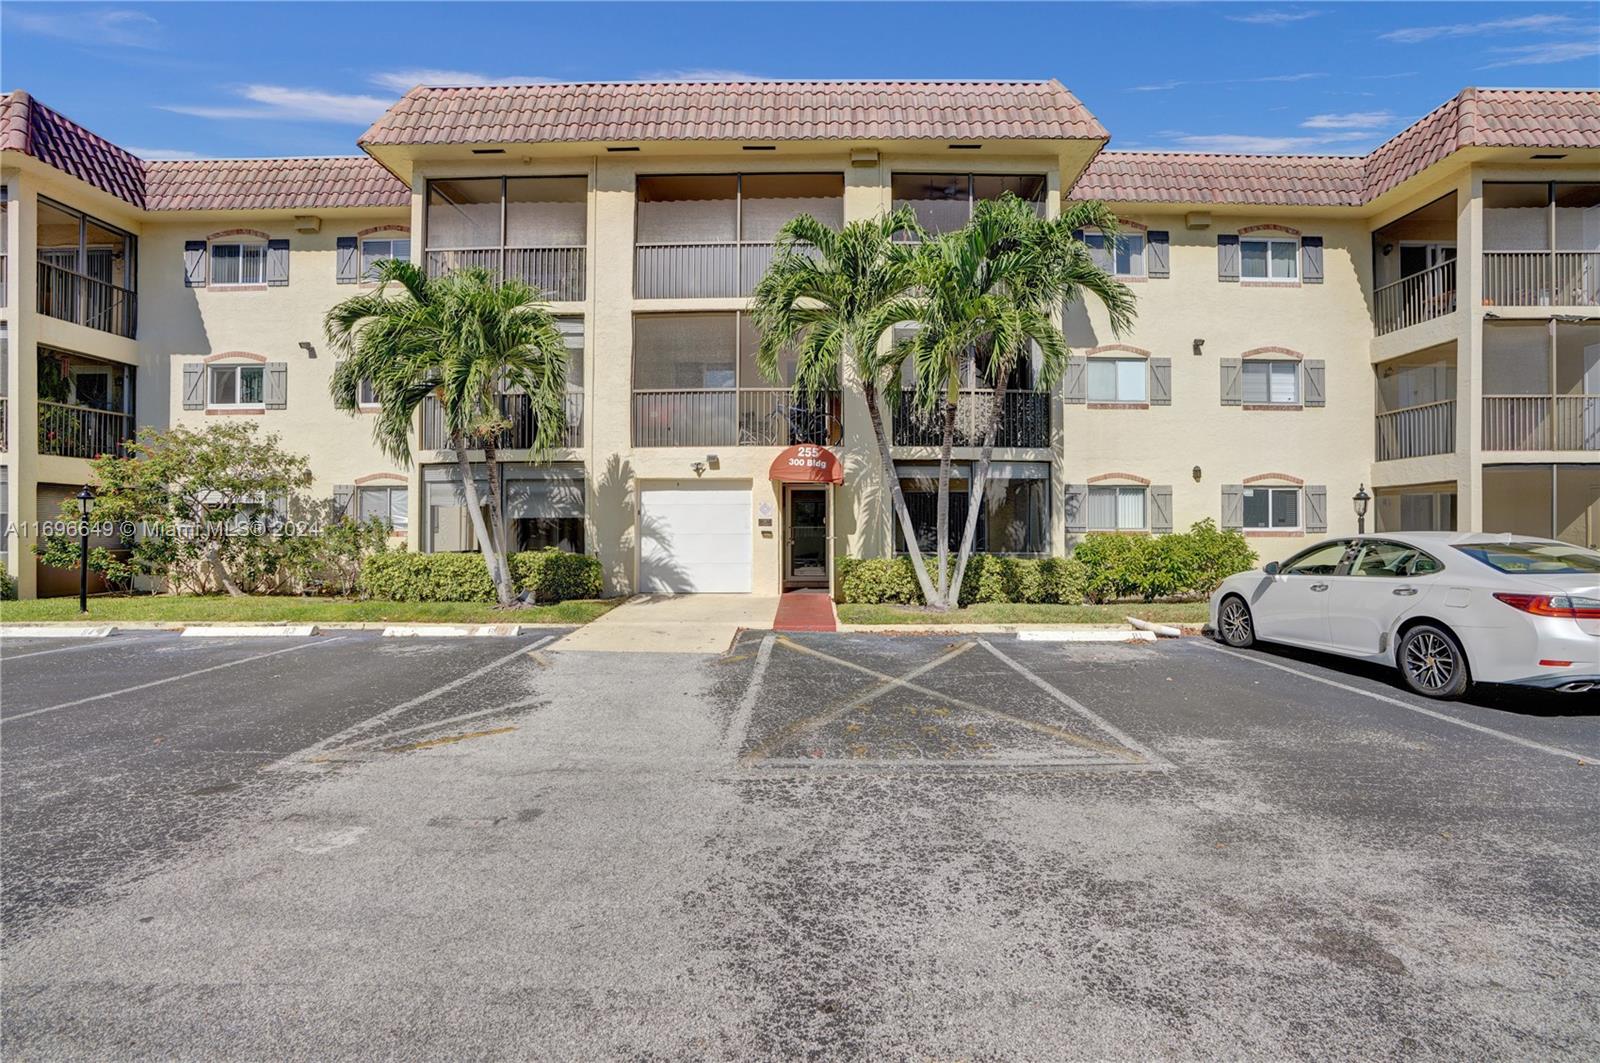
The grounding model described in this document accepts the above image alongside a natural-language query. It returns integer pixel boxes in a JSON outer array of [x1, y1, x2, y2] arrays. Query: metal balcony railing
[[1482, 250, 1600, 307], [631, 388, 841, 448], [1374, 259, 1456, 335], [423, 246, 586, 301], [633, 241, 821, 299], [37, 401, 133, 459], [36, 262, 136, 337], [420, 390, 583, 451], [1483, 394, 1600, 451], [1375, 399, 1455, 461], [892, 389, 1052, 449]]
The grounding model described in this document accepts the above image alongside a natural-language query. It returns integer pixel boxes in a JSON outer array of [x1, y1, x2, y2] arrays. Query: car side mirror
[[1262, 561, 1280, 576]]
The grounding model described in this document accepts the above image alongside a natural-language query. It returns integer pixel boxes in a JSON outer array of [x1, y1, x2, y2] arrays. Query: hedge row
[[836, 521, 1254, 605], [358, 548, 602, 603]]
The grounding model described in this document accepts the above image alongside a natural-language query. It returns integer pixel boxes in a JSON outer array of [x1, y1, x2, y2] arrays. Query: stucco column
[[1459, 168, 1484, 532], [589, 157, 639, 595], [838, 156, 890, 559]]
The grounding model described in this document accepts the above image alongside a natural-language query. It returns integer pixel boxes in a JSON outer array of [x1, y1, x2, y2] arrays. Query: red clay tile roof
[[360, 79, 1108, 145], [2, 90, 148, 207], [1073, 88, 1600, 207], [144, 157, 409, 211]]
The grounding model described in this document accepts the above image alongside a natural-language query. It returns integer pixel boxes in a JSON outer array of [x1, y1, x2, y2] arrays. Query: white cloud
[[1300, 110, 1397, 130], [125, 146, 206, 161], [6, 7, 160, 48], [1128, 72, 1324, 92], [1481, 40, 1600, 68], [368, 69, 552, 93], [1226, 10, 1320, 26], [163, 85, 392, 124], [1161, 130, 1372, 153], [1379, 14, 1578, 43], [634, 68, 766, 82]]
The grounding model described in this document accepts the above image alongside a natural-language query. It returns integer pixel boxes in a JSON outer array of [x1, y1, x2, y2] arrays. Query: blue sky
[[3, 2, 1597, 159]]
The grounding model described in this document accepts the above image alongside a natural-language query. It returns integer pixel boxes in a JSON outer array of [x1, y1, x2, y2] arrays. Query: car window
[[1282, 541, 1350, 576], [1453, 541, 1600, 574], [1350, 540, 1441, 578]]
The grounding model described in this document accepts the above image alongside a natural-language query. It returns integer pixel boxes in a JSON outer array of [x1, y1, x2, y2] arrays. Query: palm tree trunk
[[862, 383, 939, 606], [947, 383, 1009, 608], [934, 394, 958, 605], [452, 438, 512, 607], [480, 438, 519, 606]]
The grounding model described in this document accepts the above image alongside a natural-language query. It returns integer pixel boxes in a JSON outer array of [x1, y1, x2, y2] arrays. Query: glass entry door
[[786, 487, 829, 585]]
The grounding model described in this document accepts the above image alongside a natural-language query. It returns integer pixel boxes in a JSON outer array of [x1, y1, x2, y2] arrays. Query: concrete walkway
[[550, 594, 777, 654]]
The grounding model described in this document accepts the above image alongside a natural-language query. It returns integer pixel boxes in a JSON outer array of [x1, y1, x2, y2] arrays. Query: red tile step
[[773, 589, 838, 633]]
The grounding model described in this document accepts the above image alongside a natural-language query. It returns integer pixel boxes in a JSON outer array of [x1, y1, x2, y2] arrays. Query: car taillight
[[1493, 593, 1600, 620]]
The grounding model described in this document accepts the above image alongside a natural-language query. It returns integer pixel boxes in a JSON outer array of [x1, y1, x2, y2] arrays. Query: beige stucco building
[[2, 81, 1597, 599]]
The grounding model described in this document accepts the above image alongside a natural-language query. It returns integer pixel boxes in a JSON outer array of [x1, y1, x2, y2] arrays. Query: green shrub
[[360, 548, 603, 603], [0, 571, 16, 601], [836, 554, 1089, 606], [837, 556, 923, 605], [508, 549, 603, 603]]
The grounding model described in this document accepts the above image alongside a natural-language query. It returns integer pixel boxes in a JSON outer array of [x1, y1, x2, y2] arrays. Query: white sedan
[[1210, 532, 1600, 699]]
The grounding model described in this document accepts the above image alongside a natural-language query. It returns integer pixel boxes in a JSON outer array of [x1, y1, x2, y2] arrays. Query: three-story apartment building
[[2, 81, 1596, 598]]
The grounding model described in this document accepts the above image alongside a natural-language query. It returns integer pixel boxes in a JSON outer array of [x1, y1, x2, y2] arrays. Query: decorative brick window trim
[[203, 350, 268, 364], [357, 224, 411, 237], [1087, 529, 1153, 537], [1244, 530, 1303, 538], [1242, 404, 1305, 412], [1084, 344, 1151, 358], [1238, 224, 1301, 236], [354, 472, 406, 485], [1240, 280, 1302, 289], [1116, 276, 1149, 284], [205, 408, 265, 416], [204, 285, 269, 293], [1241, 346, 1305, 361], [1087, 402, 1151, 410], [1088, 472, 1151, 485], [206, 228, 270, 241], [1244, 472, 1305, 485], [1115, 218, 1148, 232]]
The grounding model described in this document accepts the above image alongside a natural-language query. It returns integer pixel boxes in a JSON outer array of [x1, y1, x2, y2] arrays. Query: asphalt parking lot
[[2, 628, 1597, 1060]]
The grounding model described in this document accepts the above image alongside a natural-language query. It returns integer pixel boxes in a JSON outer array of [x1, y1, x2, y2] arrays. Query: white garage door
[[639, 483, 752, 593]]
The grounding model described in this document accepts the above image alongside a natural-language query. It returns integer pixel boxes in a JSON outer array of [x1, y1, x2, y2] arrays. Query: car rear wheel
[[1218, 595, 1256, 648], [1397, 624, 1470, 699]]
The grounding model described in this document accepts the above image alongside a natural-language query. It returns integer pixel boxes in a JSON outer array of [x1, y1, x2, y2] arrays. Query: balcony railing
[[36, 262, 136, 338], [421, 390, 583, 451], [1375, 399, 1455, 461], [423, 246, 586, 301], [1374, 260, 1456, 336], [633, 241, 821, 299], [1482, 251, 1600, 307], [37, 401, 133, 459], [631, 388, 841, 448], [1483, 394, 1600, 451], [892, 389, 1052, 449]]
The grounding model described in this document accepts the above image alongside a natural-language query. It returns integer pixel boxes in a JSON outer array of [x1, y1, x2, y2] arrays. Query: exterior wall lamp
[[76, 484, 95, 614], [1353, 483, 1371, 534]]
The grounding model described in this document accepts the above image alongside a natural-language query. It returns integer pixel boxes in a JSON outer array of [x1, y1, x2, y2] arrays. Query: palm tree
[[902, 194, 1136, 608], [749, 206, 941, 605], [324, 261, 569, 607]]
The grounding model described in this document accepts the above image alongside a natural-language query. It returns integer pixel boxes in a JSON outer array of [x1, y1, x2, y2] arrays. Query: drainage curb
[[0, 625, 117, 639], [180, 624, 320, 638], [380, 624, 526, 638]]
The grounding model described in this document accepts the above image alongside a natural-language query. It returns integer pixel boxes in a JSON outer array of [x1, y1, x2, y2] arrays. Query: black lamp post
[[76, 484, 95, 615], [1353, 483, 1371, 536]]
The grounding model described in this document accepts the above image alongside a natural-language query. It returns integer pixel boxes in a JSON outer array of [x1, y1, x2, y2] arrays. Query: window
[[210, 242, 267, 286], [1454, 540, 1600, 575], [1349, 540, 1441, 578], [1241, 361, 1298, 405], [1241, 238, 1298, 282], [361, 237, 411, 280], [1243, 486, 1299, 530], [423, 465, 585, 554], [895, 462, 1049, 555], [357, 378, 379, 409], [1084, 231, 1146, 277], [1282, 540, 1350, 576], [891, 173, 1046, 235], [1086, 358, 1147, 403], [357, 485, 408, 531], [1087, 486, 1147, 531], [209, 364, 264, 408]]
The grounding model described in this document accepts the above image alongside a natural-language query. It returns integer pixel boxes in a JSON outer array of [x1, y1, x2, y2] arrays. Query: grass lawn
[[0, 595, 618, 626], [835, 601, 1210, 626]]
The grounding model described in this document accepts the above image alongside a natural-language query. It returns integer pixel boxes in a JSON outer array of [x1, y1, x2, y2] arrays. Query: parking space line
[[325, 694, 546, 755], [1, 638, 349, 725], [1202, 641, 1597, 764], [723, 634, 774, 755], [266, 635, 556, 771], [977, 639, 1170, 769], [0, 634, 167, 662]]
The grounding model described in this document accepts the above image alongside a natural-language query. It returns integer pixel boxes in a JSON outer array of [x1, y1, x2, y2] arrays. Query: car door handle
[[1310, 583, 1329, 592], [1392, 587, 1418, 596]]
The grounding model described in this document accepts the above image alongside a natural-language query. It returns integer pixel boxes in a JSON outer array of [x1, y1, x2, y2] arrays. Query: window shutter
[[336, 237, 359, 284], [265, 362, 288, 409], [1221, 485, 1244, 530], [1217, 234, 1240, 282], [184, 241, 207, 287], [182, 363, 205, 410], [1149, 358, 1172, 406], [1065, 484, 1088, 534], [1147, 230, 1170, 278], [1064, 356, 1087, 404], [1302, 360, 1326, 407], [1220, 358, 1242, 405], [1305, 485, 1328, 533], [1301, 236, 1324, 284], [266, 239, 290, 287], [332, 485, 354, 520], [1150, 485, 1173, 534]]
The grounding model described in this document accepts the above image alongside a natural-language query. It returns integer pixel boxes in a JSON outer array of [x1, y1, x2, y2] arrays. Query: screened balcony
[[1374, 344, 1456, 461], [420, 317, 584, 450], [1371, 193, 1457, 336], [1482, 182, 1600, 307], [891, 173, 1047, 239], [1483, 464, 1600, 548], [631, 312, 840, 447], [35, 198, 137, 338], [424, 177, 587, 301], [36, 347, 134, 459], [633, 174, 843, 299], [1481, 319, 1600, 451]]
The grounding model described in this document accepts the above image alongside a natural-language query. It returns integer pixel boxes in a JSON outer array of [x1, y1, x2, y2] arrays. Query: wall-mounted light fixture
[[298, 341, 315, 358], [1192, 465, 1202, 482], [690, 461, 706, 477], [1192, 338, 1205, 357], [1381, 243, 1394, 256]]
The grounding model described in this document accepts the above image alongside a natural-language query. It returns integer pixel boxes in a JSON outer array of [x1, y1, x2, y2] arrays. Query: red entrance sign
[[769, 444, 843, 485]]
